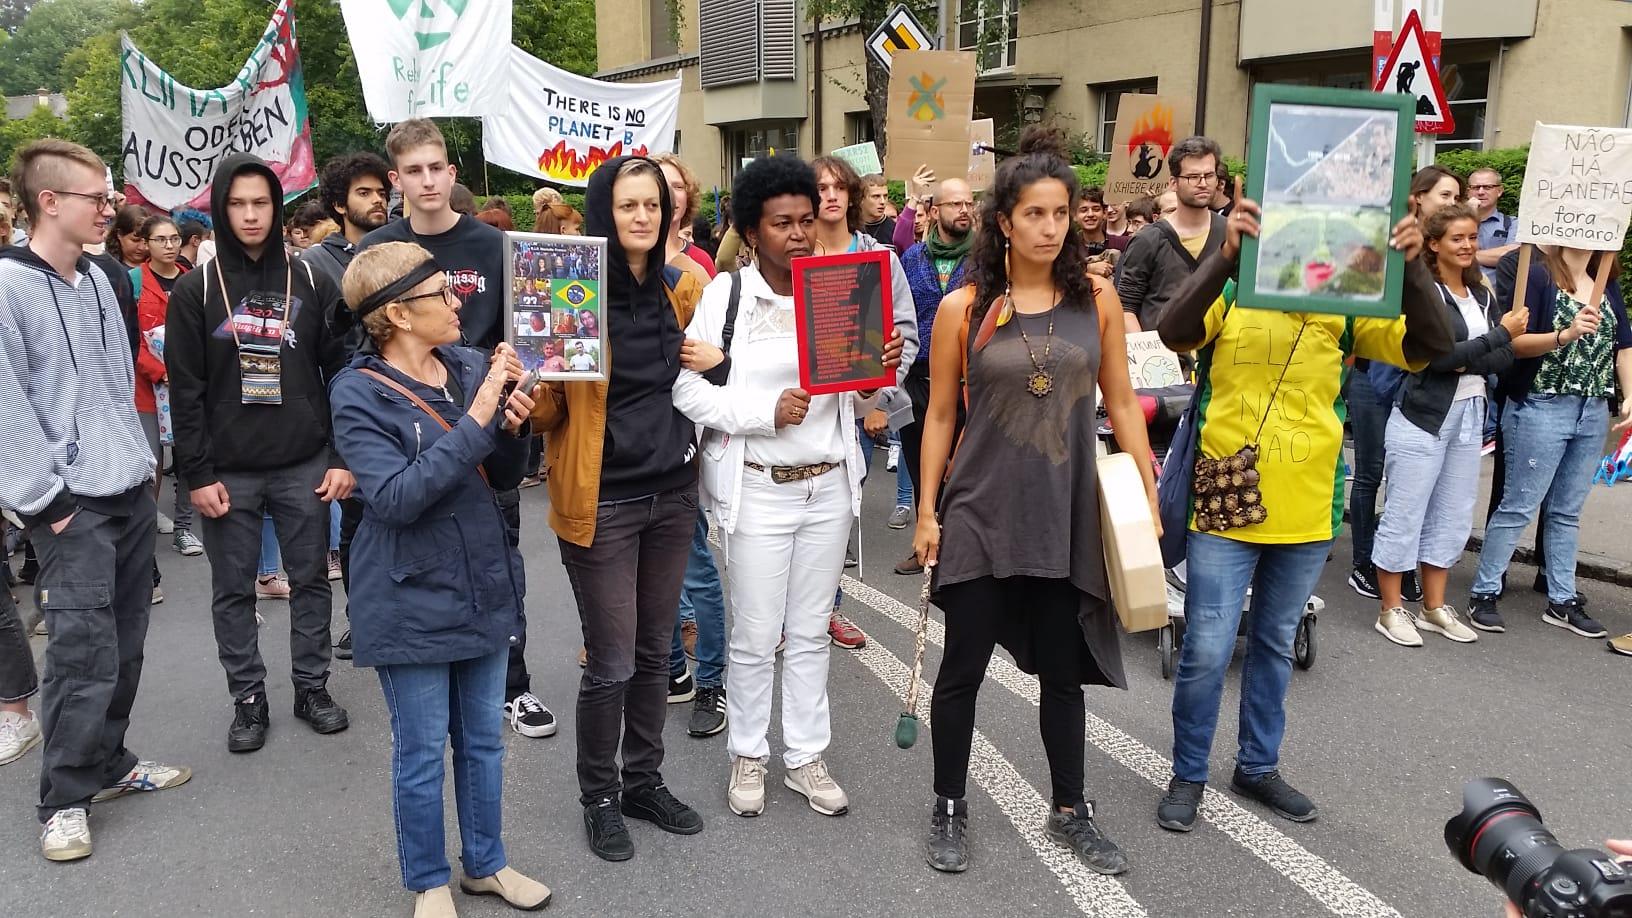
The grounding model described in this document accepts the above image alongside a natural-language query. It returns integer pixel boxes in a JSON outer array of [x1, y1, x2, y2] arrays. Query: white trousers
[[722, 465, 853, 767]]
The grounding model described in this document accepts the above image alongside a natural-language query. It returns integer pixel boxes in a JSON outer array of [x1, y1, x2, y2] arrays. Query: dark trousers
[[930, 576, 1086, 809], [199, 453, 333, 702], [559, 484, 696, 804], [337, 494, 364, 609], [496, 487, 531, 702], [1345, 368, 1389, 572], [0, 582, 38, 702], [32, 489, 155, 821]]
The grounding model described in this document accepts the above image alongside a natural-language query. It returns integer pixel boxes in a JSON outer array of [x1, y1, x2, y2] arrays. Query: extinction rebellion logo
[[385, 0, 469, 50]]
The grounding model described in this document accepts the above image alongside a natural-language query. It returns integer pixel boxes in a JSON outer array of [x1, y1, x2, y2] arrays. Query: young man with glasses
[[0, 139, 190, 861], [1116, 136, 1228, 334]]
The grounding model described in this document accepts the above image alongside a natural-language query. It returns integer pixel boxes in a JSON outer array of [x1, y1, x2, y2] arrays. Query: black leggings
[[930, 577, 1087, 810]]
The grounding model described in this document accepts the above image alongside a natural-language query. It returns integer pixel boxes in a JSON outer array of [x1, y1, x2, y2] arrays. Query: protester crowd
[[0, 117, 1627, 917]]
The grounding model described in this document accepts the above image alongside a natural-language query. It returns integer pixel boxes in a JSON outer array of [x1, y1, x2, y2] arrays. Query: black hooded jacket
[[584, 156, 696, 502], [165, 154, 347, 486]]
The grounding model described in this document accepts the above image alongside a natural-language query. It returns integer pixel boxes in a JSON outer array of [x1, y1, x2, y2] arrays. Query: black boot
[[293, 687, 350, 734], [228, 695, 269, 753]]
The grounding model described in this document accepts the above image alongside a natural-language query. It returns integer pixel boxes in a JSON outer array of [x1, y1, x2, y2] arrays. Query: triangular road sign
[[1373, 9, 1454, 134]]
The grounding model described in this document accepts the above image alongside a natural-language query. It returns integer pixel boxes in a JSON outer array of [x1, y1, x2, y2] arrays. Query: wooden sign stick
[[1509, 243, 1532, 315], [1586, 248, 1617, 316]]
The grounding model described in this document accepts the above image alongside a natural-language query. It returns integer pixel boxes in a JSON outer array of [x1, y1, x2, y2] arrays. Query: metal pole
[[1195, 0, 1213, 135]]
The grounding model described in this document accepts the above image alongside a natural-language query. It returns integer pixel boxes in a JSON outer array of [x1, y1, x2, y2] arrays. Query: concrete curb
[[1341, 507, 1632, 587]]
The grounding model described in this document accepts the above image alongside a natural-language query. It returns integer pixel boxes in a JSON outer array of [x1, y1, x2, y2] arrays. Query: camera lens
[[1444, 778, 1566, 904]]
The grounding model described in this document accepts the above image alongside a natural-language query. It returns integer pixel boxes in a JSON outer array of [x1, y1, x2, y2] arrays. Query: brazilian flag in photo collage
[[553, 279, 599, 313]]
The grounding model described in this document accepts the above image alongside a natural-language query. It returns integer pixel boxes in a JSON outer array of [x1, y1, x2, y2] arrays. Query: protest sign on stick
[[1103, 94, 1193, 205], [832, 142, 883, 176], [968, 119, 995, 192], [1511, 123, 1632, 315], [882, 51, 976, 185]]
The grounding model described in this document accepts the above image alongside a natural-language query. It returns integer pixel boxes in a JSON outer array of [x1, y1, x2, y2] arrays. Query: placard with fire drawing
[[1102, 93, 1194, 206], [484, 45, 681, 186]]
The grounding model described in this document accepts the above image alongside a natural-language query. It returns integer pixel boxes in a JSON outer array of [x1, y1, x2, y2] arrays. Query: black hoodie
[[165, 154, 347, 486], [583, 156, 696, 502]]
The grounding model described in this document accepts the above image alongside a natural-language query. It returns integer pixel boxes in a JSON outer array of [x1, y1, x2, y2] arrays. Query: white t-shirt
[[736, 292, 846, 468], [569, 352, 597, 372], [1449, 286, 1491, 402]]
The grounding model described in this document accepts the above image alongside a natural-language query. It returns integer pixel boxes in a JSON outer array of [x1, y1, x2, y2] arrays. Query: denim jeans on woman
[[1171, 532, 1329, 785], [1344, 367, 1389, 572], [670, 510, 726, 689], [1472, 394, 1607, 604], [377, 648, 508, 891]]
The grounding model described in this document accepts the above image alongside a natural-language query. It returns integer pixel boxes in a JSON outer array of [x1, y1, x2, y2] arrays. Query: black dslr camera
[[1445, 779, 1632, 918]]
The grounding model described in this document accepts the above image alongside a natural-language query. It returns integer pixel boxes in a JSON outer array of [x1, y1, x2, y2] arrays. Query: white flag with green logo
[[342, 0, 511, 121]]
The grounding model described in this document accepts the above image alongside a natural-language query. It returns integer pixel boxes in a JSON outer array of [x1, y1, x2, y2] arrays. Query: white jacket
[[672, 264, 878, 541]]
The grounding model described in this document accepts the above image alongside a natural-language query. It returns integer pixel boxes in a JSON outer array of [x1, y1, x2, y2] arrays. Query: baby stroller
[[1098, 385, 1320, 680]]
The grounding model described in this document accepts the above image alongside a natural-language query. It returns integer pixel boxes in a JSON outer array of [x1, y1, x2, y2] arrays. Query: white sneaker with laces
[[41, 807, 91, 861], [784, 756, 849, 816], [0, 710, 42, 766], [504, 691, 557, 738], [155, 513, 174, 535], [886, 443, 900, 471], [728, 755, 767, 816], [92, 759, 193, 802], [1417, 605, 1478, 643], [1375, 607, 1424, 647]]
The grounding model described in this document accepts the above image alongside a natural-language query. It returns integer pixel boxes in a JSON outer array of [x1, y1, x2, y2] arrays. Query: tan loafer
[[460, 866, 552, 911], [413, 886, 457, 918]]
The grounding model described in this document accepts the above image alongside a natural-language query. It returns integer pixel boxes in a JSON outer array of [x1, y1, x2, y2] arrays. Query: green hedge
[[494, 192, 587, 232]]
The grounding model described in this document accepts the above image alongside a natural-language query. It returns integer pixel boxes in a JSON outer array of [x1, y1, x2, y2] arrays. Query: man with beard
[[893, 177, 975, 575], [300, 153, 391, 661], [1116, 136, 1227, 333]]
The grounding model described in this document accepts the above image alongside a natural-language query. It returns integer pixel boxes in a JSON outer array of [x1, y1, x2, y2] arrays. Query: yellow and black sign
[[866, 4, 936, 73]]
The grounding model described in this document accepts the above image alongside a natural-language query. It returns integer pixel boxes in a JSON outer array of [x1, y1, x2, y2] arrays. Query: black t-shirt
[[358, 214, 506, 350], [154, 271, 178, 293]]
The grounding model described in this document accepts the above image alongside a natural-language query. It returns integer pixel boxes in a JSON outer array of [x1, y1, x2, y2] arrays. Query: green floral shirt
[[1532, 290, 1617, 398]]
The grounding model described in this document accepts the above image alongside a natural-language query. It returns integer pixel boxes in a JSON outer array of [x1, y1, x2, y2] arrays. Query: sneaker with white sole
[[784, 757, 849, 816], [886, 442, 900, 471], [504, 692, 557, 738], [1417, 605, 1478, 643], [151, 585, 163, 606], [1543, 598, 1609, 638], [0, 710, 42, 766], [1375, 607, 1423, 647], [155, 512, 174, 535], [887, 505, 912, 529], [41, 807, 91, 861], [255, 575, 290, 600], [1347, 566, 1380, 600], [728, 755, 767, 816], [172, 530, 204, 556], [92, 759, 193, 802]]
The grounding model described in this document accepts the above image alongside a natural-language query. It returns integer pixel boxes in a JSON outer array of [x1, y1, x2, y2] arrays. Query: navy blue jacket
[[329, 346, 530, 667], [899, 241, 968, 357]]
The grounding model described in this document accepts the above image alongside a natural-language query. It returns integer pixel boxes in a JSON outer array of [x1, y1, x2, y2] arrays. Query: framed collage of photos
[[1238, 84, 1415, 318], [504, 232, 608, 381]]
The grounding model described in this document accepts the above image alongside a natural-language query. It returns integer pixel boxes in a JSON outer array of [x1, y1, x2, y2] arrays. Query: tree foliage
[[0, 0, 138, 94], [0, 0, 36, 35]]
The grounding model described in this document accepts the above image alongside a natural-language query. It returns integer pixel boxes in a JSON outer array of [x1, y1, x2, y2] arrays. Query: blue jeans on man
[[1344, 368, 1388, 573], [1170, 532, 1330, 785], [671, 511, 726, 689]]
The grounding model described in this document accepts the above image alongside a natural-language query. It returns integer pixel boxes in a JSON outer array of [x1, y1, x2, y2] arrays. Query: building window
[[648, 0, 678, 59], [1434, 60, 1489, 151], [1094, 80, 1158, 153], [958, 0, 1018, 73], [846, 111, 877, 146], [725, 121, 802, 178]]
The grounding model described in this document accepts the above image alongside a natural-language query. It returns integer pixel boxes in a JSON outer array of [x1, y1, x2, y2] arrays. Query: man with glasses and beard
[[1116, 136, 1228, 334]]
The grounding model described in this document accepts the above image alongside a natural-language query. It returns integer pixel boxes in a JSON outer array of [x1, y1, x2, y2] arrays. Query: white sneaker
[[784, 757, 849, 816], [0, 710, 42, 766], [155, 513, 174, 535], [1417, 605, 1479, 643], [41, 807, 91, 861], [1375, 607, 1424, 647], [728, 755, 767, 816], [92, 759, 193, 802], [886, 443, 901, 471]]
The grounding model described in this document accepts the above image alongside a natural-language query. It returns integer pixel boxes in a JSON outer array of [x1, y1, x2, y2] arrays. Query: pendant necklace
[[1010, 288, 1058, 398]]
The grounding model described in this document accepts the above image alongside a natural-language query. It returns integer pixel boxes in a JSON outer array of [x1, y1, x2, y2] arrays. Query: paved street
[[3, 475, 1627, 918]]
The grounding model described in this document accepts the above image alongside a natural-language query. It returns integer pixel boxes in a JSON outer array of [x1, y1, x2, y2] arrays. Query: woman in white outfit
[[673, 156, 902, 818]]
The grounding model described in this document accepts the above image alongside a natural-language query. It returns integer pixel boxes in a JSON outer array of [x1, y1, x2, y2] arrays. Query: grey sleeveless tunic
[[933, 299, 1125, 688]]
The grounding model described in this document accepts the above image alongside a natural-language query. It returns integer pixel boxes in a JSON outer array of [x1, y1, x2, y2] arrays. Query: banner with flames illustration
[[1103, 93, 1194, 205], [483, 47, 680, 186]]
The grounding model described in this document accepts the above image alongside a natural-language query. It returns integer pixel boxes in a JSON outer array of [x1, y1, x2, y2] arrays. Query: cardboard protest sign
[[1103, 94, 1193, 205], [342, 0, 511, 120], [1124, 331, 1183, 388], [968, 119, 995, 191], [1515, 123, 1632, 252], [882, 50, 976, 185], [832, 141, 883, 176], [484, 47, 680, 186], [119, 0, 315, 212]]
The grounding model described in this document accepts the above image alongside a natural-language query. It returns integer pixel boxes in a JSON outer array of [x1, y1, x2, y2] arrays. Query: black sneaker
[[228, 694, 269, 753], [1156, 778, 1205, 832], [1044, 802, 1128, 876], [668, 669, 696, 704], [584, 795, 634, 862], [1347, 566, 1379, 600], [1230, 768, 1316, 823], [1467, 595, 1505, 633], [926, 796, 970, 873], [505, 692, 557, 738], [1543, 598, 1608, 638], [293, 687, 350, 734], [333, 630, 352, 661], [687, 686, 727, 737], [1402, 570, 1424, 604], [621, 784, 703, 835]]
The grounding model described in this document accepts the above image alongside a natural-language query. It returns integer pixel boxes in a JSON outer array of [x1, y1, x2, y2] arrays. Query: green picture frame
[[1239, 84, 1415, 318]]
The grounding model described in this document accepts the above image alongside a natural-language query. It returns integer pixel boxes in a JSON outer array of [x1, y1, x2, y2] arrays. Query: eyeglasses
[[51, 190, 113, 210], [938, 201, 976, 211], [1468, 184, 1502, 192], [400, 285, 457, 308], [146, 235, 182, 246], [1176, 173, 1218, 186]]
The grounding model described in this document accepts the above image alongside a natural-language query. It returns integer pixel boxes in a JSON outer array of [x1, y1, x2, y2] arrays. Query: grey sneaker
[[784, 757, 849, 815], [1044, 802, 1128, 875], [41, 807, 91, 862], [887, 505, 913, 529], [926, 796, 970, 872], [728, 755, 767, 816], [172, 530, 204, 556]]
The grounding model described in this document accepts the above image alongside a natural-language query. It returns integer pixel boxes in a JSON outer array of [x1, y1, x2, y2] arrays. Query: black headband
[[354, 258, 444, 318]]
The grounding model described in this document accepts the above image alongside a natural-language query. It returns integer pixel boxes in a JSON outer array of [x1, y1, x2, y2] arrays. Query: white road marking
[[849, 638, 1149, 918], [839, 576, 1404, 918]]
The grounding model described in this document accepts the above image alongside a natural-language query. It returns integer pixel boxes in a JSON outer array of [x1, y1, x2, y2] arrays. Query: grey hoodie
[[853, 231, 920, 431]]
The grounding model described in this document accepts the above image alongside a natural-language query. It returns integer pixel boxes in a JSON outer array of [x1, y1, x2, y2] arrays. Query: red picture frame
[[790, 250, 894, 396]]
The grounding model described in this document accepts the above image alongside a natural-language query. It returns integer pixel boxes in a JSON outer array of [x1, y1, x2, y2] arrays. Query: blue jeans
[[328, 501, 341, 552], [1170, 532, 1330, 785], [377, 649, 508, 892], [1345, 368, 1388, 571], [893, 433, 914, 508], [1472, 394, 1607, 604], [671, 511, 727, 689], [258, 513, 279, 578]]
